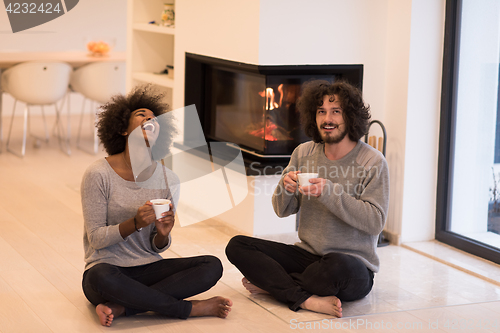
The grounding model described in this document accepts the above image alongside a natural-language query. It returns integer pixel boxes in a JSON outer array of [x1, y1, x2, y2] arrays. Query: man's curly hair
[[97, 84, 177, 158], [297, 80, 370, 143]]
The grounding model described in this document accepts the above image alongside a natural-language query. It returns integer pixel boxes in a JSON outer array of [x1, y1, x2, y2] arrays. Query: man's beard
[[319, 122, 347, 144]]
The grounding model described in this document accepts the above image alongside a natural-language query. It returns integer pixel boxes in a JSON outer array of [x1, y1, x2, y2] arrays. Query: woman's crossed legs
[[83, 255, 232, 326]]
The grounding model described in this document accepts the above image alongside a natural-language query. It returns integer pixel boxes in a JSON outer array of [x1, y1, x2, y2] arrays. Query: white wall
[[0, 1, 127, 117], [173, 0, 260, 110], [0, 0, 126, 52], [400, 0, 445, 242], [172, 0, 447, 243], [382, 0, 412, 239], [258, 0, 389, 123]]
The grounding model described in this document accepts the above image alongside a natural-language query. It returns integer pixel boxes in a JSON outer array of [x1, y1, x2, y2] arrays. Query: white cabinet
[[126, 0, 175, 105]]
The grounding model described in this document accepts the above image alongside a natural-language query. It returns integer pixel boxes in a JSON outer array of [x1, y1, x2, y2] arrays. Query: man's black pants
[[225, 235, 374, 311]]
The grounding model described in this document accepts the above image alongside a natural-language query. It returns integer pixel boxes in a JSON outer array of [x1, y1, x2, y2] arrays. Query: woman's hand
[[154, 203, 175, 237], [134, 202, 158, 229], [153, 203, 174, 249], [119, 202, 157, 239], [283, 171, 300, 193]]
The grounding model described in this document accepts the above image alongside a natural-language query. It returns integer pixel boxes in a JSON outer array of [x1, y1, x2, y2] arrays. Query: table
[[0, 51, 126, 68], [0, 51, 126, 154]]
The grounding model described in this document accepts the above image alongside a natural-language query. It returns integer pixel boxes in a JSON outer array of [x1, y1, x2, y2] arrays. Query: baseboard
[[383, 230, 401, 245]]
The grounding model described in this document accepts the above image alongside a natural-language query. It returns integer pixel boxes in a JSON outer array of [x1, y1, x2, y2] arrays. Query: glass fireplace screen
[[185, 53, 363, 159]]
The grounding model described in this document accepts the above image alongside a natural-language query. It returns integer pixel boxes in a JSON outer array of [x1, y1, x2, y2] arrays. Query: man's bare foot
[[300, 295, 342, 318], [189, 296, 233, 318], [242, 277, 270, 295], [96, 303, 125, 327]]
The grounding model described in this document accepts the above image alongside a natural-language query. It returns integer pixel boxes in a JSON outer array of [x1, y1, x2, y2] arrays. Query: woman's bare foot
[[189, 296, 232, 318], [96, 303, 125, 327], [300, 295, 342, 317], [242, 277, 270, 295]]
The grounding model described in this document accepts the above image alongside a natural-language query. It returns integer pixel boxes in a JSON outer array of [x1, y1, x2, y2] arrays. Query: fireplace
[[184, 53, 363, 173]]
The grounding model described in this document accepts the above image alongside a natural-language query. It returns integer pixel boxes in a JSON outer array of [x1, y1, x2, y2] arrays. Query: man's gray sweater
[[272, 140, 390, 273]]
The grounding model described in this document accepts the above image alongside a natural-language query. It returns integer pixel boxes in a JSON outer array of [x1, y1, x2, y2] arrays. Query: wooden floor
[[1, 114, 500, 332]]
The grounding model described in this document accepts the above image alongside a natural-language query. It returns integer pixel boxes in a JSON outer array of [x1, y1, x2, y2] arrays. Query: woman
[[81, 85, 232, 327]]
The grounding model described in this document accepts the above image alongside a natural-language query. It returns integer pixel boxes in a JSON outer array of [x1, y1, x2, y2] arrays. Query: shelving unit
[[126, 0, 175, 105], [132, 23, 175, 35], [131, 72, 174, 88]]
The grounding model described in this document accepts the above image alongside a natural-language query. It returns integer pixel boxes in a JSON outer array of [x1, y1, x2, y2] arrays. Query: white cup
[[151, 199, 171, 220], [297, 173, 319, 187]]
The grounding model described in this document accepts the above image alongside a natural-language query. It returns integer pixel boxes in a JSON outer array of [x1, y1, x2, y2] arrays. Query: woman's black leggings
[[82, 255, 223, 319]]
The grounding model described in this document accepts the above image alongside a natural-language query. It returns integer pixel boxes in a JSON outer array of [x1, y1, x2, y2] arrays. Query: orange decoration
[[87, 40, 111, 56]]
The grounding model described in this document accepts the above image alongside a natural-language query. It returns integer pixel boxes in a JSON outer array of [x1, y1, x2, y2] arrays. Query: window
[[437, 0, 500, 264]]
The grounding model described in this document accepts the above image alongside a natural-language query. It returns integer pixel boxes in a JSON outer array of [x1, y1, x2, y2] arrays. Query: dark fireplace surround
[[184, 53, 363, 174]]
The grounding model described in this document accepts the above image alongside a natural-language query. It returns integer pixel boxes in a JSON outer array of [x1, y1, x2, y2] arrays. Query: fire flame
[[259, 86, 282, 111], [277, 84, 283, 107], [251, 84, 287, 141]]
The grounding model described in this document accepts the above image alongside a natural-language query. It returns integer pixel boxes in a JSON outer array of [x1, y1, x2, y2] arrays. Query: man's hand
[[299, 178, 327, 197], [283, 171, 300, 193]]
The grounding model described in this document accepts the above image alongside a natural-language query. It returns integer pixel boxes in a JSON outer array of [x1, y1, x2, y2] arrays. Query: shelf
[[131, 72, 174, 88], [127, 0, 176, 106], [132, 23, 175, 35]]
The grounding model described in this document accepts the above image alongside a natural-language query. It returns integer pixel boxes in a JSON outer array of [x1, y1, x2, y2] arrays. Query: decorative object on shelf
[[86, 38, 115, 57], [155, 65, 174, 79], [161, 3, 175, 27]]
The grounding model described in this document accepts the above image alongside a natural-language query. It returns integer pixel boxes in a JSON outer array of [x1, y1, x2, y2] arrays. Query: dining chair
[[70, 61, 126, 154], [1, 61, 72, 157]]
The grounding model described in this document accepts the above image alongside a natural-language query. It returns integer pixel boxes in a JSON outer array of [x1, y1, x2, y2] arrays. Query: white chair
[[70, 61, 126, 154], [1, 61, 72, 157]]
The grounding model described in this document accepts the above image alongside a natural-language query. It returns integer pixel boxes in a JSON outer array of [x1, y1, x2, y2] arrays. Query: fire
[[249, 119, 279, 141], [251, 84, 290, 141], [259, 87, 281, 110], [277, 84, 283, 107]]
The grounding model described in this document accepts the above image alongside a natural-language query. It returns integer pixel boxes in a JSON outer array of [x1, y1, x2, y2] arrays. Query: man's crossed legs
[[225, 235, 373, 317]]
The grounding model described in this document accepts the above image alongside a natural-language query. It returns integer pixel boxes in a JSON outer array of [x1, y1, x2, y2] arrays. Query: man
[[225, 80, 389, 317]]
